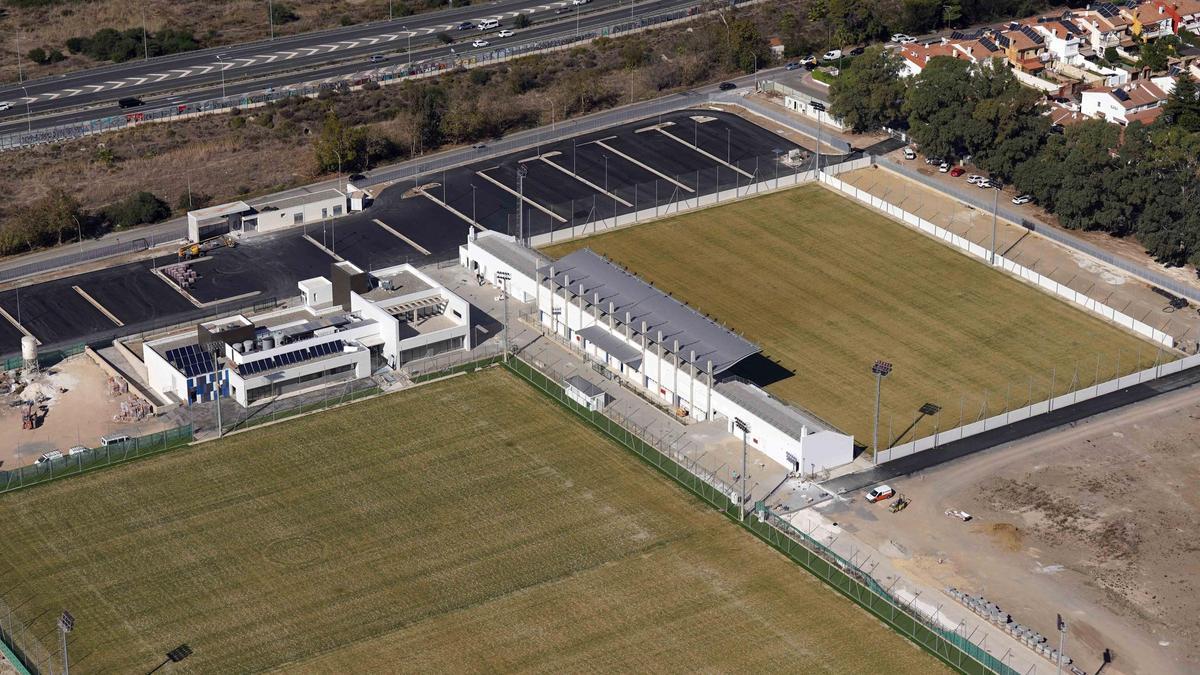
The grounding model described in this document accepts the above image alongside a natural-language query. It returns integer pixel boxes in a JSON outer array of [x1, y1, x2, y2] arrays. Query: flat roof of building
[[542, 249, 760, 374], [473, 232, 548, 277], [188, 200, 253, 220], [360, 269, 433, 303], [715, 379, 843, 438], [565, 375, 605, 399], [260, 189, 346, 212]]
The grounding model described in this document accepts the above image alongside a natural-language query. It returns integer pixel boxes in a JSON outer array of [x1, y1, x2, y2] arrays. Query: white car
[[978, 178, 997, 189], [966, 174, 985, 185], [890, 33, 912, 43], [799, 55, 817, 66], [0, 101, 12, 111], [497, 29, 513, 38], [572, 0, 590, 4], [903, 147, 916, 160], [865, 485, 896, 503], [822, 49, 842, 61], [471, 39, 490, 48], [35, 450, 64, 465], [938, 161, 950, 173], [1011, 194, 1034, 205]]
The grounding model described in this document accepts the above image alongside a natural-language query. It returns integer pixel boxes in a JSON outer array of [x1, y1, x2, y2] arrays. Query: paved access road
[[0, 0, 676, 130]]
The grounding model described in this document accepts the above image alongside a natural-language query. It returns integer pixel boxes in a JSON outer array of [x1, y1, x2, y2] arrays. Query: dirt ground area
[[814, 384, 1200, 675], [0, 354, 179, 468], [838, 164, 1200, 352]]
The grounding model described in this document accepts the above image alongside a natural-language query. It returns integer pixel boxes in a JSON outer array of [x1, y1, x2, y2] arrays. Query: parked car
[[368, 54, 386, 63], [67, 446, 90, 457], [785, 62, 801, 71], [938, 161, 950, 173], [348, 173, 367, 182], [1012, 194, 1034, 205], [978, 178, 997, 189], [865, 484, 896, 503], [35, 450, 63, 466], [718, 81, 737, 91], [924, 156, 941, 165], [497, 29, 514, 38], [0, 101, 13, 111], [890, 33, 912, 43], [471, 39, 490, 48], [903, 147, 916, 160], [822, 49, 842, 61], [458, 20, 475, 30], [556, 5, 571, 13], [799, 55, 817, 66], [966, 174, 985, 185], [571, 0, 590, 4], [848, 46, 865, 56], [949, 166, 965, 177]]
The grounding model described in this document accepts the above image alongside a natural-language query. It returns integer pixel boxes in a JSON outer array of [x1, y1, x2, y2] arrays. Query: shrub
[[340, 14, 354, 26], [513, 13, 531, 29], [100, 192, 170, 230], [271, 3, 299, 24], [436, 32, 453, 44], [26, 47, 47, 65]]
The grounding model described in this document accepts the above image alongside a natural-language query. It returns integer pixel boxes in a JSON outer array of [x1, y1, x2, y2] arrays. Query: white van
[[35, 450, 64, 465], [100, 433, 131, 447], [68, 446, 90, 457], [477, 18, 499, 30]]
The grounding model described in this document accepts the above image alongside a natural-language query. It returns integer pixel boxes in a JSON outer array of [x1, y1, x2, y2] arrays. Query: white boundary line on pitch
[[373, 218, 431, 255]]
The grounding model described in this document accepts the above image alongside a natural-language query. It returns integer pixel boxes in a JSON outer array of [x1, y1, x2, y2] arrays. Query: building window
[[333, 205, 343, 216], [293, 213, 303, 224], [321, 208, 328, 219]]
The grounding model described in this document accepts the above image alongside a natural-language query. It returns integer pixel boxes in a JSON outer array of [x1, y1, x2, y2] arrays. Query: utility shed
[[564, 375, 606, 411]]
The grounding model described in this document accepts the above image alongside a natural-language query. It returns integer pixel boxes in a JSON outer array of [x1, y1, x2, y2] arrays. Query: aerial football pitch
[[0, 370, 943, 673], [543, 185, 1160, 447]]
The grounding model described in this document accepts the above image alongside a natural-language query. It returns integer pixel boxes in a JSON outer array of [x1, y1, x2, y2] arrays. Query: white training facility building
[[461, 230, 854, 473], [140, 261, 469, 407]]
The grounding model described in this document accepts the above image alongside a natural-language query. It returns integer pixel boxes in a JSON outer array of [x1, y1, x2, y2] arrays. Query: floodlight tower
[[871, 360, 892, 465], [496, 270, 511, 362], [58, 610, 74, 675], [517, 164, 529, 245], [734, 417, 750, 521]]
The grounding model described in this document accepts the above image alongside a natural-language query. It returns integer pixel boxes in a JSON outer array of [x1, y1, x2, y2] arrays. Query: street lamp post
[[734, 417, 749, 521], [602, 153, 608, 193], [20, 84, 31, 132], [217, 54, 227, 98], [811, 101, 826, 172], [496, 271, 511, 362], [517, 163, 528, 245], [269, 0, 275, 39], [471, 183, 477, 225], [989, 181, 1000, 265], [871, 360, 892, 465], [1056, 614, 1067, 675]]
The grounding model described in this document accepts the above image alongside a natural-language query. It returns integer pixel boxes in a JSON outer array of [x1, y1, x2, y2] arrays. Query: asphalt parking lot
[[0, 109, 818, 359]]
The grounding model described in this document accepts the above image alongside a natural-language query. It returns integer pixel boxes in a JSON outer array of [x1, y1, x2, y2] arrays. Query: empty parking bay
[[0, 283, 117, 345]]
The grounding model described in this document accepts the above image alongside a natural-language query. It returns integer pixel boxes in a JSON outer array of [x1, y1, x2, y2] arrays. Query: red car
[[949, 166, 965, 177]]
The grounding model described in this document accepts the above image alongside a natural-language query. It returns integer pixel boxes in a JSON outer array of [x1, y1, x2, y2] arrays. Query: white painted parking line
[[476, 170, 568, 223], [373, 218, 431, 255], [72, 285, 123, 327], [303, 234, 344, 261], [654, 123, 753, 178], [0, 305, 39, 344], [539, 156, 632, 207], [417, 190, 485, 230], [592, 140, 694, 192]]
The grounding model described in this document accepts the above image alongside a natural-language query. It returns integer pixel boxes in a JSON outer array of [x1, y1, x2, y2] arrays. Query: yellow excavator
[[178, 234, 236, 260]]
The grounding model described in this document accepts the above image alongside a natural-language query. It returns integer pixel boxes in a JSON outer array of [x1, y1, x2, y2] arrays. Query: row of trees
[[0, 190, 170, 256], [65, 27, 200, 63], [806, 0, 1061, 49], [830, 48, 1200, 267]]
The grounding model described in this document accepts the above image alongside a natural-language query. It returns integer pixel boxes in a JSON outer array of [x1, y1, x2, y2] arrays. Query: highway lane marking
[[592, 140, 694, 192], [373, 218, 431, 255], [170, 69, 192, 76], [63, 88, 82, 96], [539, 155, 632, 207], [279, 51, 299, 58], [84, 85, 105, 93], [655, 125, 753, 178], [72, 286, 124, 327], [0, 305, 40, 345], [476, 170, 568, 223]]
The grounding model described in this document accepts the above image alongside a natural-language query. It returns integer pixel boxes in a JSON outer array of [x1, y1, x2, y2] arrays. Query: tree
[[726, 18, 767, 73], [1162, 72, 1200, 132], [829, 45, 907, 132], [313, 111, 366, 174], [941, 0, 963, 28], [968, 66, 1047, 180], [270, 3, 299, 24], [903, 56, 988, 159], [26, 47, 47, 65], [513, 13, 531, 29], [101, 192, 170, 230]]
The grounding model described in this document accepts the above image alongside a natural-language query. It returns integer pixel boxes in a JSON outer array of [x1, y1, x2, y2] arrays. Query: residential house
[[1030, 15, 1085, 65], [768, 37, 785, 58], [1150, 0, 1200, 34], [1074, 4, 1134, 52], [945, 30, 1005, 64], [1081, 79, 1170, 124], [995, 23, 1050, 72], [897, 42, 963, 77], [1126, 1, 1177, 39]]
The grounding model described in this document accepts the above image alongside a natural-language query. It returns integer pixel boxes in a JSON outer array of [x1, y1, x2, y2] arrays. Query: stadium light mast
[[517, 164, 529, 246], [810, 101, 826, 173], [989, 181, 1000, 265], [58, 610, 74, 675], [496, 270, 511, 363], [734, 417, 750, 521], [871, 360, 892, 465], [208, 342, 225, 437], [1056, 614, 1067, 675]]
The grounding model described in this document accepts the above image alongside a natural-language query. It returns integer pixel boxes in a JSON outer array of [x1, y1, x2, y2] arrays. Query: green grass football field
[[0, 370, 943, 673], [542, 185, 1160, 447]]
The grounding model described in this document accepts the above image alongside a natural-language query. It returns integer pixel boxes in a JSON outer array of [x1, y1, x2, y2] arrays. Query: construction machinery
[[889, 494, 910, 513], [179, 234, 236, 260]]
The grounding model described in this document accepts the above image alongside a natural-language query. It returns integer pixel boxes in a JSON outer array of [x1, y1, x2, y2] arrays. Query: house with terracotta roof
[[897, 42, 964, 77], [1030, 15, 1086, 65], [994, 23, 1050, 72], [1150, 0, 1200, 34], [1126, 1, 1177, 38], [1074, 4, 1135, 51], [1081, 79, 1170, 124]]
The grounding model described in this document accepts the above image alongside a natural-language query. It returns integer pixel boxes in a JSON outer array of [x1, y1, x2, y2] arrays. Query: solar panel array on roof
[[979, 38, 999, 52], [1095, 2, 1120, 18], [540, 249, 760, 374], [237, 340, 345, 376], [165, 344, 216, 378], [1113, 88, 1130, 101], [994, 33, 1011, 48], [1019, 25, 1045, 45], [950, 30, 983, 41]]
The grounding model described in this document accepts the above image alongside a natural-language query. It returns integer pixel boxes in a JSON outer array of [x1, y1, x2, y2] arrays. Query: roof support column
[[561, 273, 570, 339], [706, 359, 714, 421], [656, 330, 663, 397], [548, 266, 556, 333], [672, 338, 680, 408], [689, 349, 696, 418]]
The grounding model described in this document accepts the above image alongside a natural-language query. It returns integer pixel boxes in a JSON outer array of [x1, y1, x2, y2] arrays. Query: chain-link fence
[[505, 352, 1012, 674], [405, 343, 506, 383], [0, 425, 194, 494], [0, 596, 42, 675]]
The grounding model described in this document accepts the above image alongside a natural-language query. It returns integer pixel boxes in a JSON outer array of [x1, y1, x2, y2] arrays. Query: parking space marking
[[416, 190, 485, 230], [72, 285, 124, 327], [475, 171, 568, 223], [654, 123, 754, 178], [592, 140, 694, 192], [539, 156, 632, 207], [304, 234, 345, 261], [0, 304, 39, 345], [373, 218, 431, 255]]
